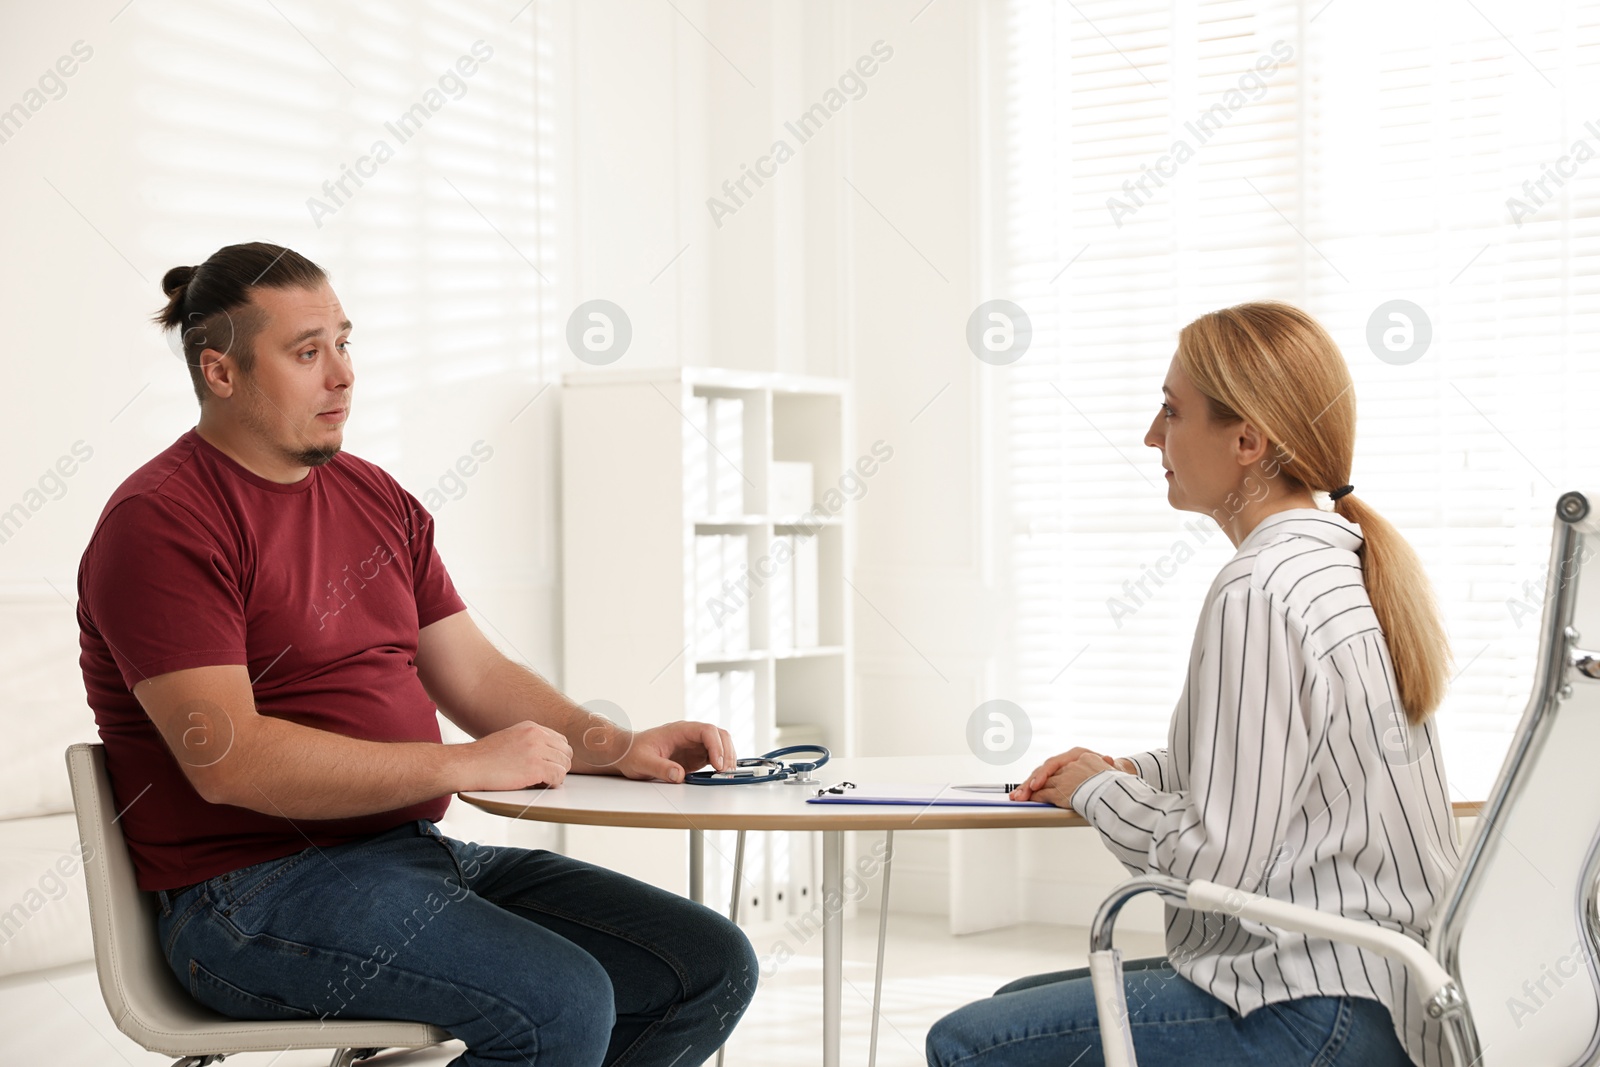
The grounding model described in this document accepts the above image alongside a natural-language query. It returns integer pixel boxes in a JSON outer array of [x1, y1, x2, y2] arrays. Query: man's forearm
[[209, 715, 468, 819], [462, 657, 629, 774]]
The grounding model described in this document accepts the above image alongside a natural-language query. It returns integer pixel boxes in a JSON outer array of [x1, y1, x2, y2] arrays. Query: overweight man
[[76, 241, 757, 1066]]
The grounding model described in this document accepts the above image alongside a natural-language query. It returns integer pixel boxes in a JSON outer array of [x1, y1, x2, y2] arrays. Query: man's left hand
[[612, 721, 736, 783]]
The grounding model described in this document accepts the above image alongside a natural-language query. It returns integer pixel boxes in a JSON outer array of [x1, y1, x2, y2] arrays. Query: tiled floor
[[0, 912, 1164, 1066]]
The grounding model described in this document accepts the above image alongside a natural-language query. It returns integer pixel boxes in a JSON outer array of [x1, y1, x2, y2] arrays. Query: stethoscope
[[683, 745, 830, 786]]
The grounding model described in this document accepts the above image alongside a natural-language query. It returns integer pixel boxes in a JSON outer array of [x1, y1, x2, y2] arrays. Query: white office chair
[[65, 742, 450, 1067], [1088, 489, 1600, 1067]]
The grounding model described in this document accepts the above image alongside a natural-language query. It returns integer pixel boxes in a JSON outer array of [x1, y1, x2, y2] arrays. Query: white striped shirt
[[1070, 509, 1461, 1067]]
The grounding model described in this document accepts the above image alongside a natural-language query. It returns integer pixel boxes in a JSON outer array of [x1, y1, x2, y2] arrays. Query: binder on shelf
[[720, 668, 757, 754], [708, 397, 745, 516], [770, 461, 813, 516], [744, 830, 768, 919], [721, 533, 750, 654], [773, 722, 826, 749], [793, 534, 820, 648], [769, 534, 795, 651], [694, 535, 723, 656], [769, 830, 792, 911], [684, 395, 710, 516], [689, 670, 721, 724], [783, 828, 816, 916]]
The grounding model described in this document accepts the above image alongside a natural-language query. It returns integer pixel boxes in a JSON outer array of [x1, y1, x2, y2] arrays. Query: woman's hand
[[1010, 748, 1134, 808]]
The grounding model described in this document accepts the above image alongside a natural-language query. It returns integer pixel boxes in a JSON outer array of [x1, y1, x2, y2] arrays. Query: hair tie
[[1329, 484, 1355, 502]]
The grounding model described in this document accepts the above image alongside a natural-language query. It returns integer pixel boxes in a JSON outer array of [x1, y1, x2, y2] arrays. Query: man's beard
[[237, 378, 344, 468], [291, 444, 341, 467]]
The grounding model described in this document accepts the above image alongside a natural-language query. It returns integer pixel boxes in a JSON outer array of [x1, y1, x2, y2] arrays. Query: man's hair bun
[[155, 265, 199, 329], [151, 243, 327, 402], [161, 265, 197, 298]]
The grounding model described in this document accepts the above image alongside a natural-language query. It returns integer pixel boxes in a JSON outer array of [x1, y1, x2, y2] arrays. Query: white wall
[[1, 0, 557, 625], [663, 0, 1137, 932], [822, 0, 1162, 933], [0, 0, 1135, 932], [0, 0, 566, 847]]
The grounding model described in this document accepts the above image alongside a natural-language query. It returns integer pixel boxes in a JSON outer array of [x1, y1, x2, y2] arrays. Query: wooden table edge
[[458, 794, 1486, 831], [456, 792, 1090, 830]]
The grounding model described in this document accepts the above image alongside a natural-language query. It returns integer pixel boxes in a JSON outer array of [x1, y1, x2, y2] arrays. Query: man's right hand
[[459, 719, 574, 791]]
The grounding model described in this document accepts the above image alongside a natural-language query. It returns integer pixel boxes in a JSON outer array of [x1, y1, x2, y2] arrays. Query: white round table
[[459, 755, 1087, 1067]]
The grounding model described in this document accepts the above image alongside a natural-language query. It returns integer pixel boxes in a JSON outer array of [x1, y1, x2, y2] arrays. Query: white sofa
[[0, 592, 100, 982]]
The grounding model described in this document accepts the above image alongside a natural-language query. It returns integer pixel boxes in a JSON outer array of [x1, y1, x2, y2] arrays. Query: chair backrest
[[65, 742, 450, 1058], [1432, 491, 1600, 1066], [64, 742, 247, 1046]]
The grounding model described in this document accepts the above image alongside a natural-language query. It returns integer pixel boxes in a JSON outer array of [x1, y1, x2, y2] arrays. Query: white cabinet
[[560, 368, 853, 922]]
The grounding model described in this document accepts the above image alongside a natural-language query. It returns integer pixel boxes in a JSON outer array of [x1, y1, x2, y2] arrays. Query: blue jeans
[[926, 956, 1414, 1067], [155, 819, 758, 1067]]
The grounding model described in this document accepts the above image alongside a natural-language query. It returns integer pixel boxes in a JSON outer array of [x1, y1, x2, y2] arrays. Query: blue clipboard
[[804, 783, 1054, 808]]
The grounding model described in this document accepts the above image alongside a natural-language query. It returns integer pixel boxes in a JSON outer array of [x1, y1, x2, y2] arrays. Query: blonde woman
[[928, 303, 1459, 1067]]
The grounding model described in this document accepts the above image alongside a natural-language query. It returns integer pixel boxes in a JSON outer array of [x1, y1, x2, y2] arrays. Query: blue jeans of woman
[[155, 819, 758, 1067], [926, 956, 1414, 1067]]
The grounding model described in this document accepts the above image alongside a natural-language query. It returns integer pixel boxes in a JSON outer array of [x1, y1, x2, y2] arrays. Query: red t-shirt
[[77, 429, 466, 891]]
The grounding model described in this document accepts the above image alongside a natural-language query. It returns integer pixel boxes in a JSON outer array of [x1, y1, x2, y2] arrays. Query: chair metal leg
[[690, 829, 705, 904], [729, 830, 747, 923], [867, 830, 895, 1067], [337, 1046, 441, 1066], [716, 830, 748, 1067], [822, 831, 844, 1067], [171, 1043, 409, 1067], [1089, 874, 1193, 1067], [1442, 1010, 1484, 1067]]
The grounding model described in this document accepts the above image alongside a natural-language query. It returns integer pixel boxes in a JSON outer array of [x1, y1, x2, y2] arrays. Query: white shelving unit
[[560, 367, 853, 922]]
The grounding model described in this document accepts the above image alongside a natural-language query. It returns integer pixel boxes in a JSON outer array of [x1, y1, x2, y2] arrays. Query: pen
[[953, 783, 1022, 793]]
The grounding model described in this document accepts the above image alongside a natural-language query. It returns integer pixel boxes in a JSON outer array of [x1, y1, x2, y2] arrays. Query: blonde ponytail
[[1178, 302, 1451, 723], [1332, 494, 1451, 722]]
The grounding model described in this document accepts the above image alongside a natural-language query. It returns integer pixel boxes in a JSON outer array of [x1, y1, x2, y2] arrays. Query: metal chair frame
[[65, 742, 448, 1067], [1089, 490, 1600, 1067]]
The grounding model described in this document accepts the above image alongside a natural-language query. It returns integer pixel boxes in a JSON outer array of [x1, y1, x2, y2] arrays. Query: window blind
[[130, 0, 556, 476], [998, 0, 1600, 799]]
